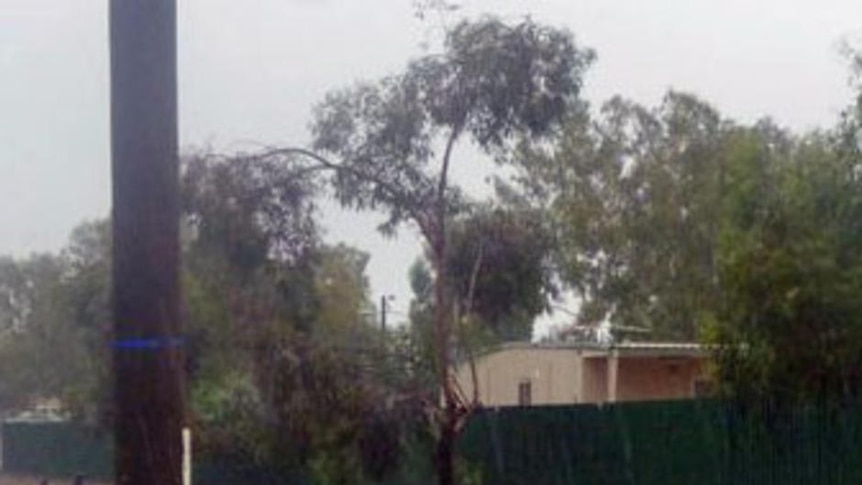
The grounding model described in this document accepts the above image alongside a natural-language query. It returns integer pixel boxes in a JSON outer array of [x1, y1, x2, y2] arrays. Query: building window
[[518, 380, 532, 406]]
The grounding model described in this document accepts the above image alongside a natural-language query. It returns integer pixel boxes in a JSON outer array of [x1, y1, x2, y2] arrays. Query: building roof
[[492, 340, 709, 357]]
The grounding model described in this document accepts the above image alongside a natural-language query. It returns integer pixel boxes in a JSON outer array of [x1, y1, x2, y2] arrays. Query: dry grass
[[0, 475, 112, 485]]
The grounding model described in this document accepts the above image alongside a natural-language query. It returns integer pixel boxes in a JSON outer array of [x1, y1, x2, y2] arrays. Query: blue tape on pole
[[113, 336, 185, 350]]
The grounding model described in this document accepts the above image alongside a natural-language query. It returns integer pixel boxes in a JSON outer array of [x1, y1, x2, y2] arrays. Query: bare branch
[[462, 240, 484, 405], [437, 127, 462, 219], [464, 240, 484, 317], [248, 146, 438, 246]]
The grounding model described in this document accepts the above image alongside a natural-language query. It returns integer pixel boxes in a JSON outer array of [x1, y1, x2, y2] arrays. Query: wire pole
[[380, 295, 388, 332], [110, 1, 185, 484]]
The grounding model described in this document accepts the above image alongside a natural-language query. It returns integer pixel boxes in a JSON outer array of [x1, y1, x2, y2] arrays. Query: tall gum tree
[[254, 17, 594, 484]]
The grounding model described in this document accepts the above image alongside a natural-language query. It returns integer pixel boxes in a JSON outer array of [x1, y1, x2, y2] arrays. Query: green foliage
[[181, 151, 320, 268], [310, 15, 594, 236], [312, 243, 374, 338], [259, 333, 423, 485], [710, 129, 862, 402], [448, 208, 555, 341], [180, 153, 429, 483], [520, 92, 732, 339], [0, 220, 110, 420], [521, 83, 862, 401], [408, 17, 595, 155], [409, 208, 555, 343], [0, 253, 69, 410], [0, 150, 422, 482]]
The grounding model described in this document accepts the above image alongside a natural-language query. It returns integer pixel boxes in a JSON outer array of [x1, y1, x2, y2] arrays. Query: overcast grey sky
[[2, 0, 860, 332]]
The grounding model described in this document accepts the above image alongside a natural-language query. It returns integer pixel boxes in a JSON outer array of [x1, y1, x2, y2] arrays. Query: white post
[[607, 350, 619, 403], [182, 427, 192, 485]]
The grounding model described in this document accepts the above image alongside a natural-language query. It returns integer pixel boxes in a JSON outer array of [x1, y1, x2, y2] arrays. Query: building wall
[[581, 357, 608, 403], [456, 346, 710, 407], [456, 348, 583, 406], [616, 356, 705, 401]]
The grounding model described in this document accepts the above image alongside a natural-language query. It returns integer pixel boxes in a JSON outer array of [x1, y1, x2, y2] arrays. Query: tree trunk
[[436, 414, 457, 485], [432, 229, 459, 485], [432, 125, 464, 485]]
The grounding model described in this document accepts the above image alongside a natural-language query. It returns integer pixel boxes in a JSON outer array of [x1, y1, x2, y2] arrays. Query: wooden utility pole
[[110, 1, 184, 484], [380, 294, 388, 332]]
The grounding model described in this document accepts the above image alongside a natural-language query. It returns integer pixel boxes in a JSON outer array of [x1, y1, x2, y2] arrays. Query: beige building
[[455, 342, 711, 406]]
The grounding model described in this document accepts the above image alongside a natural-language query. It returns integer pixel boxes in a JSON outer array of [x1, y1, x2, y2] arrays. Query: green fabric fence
[[0, 423, 313, 484], [2, 422, 114, 480], [457, 399, 862, 485], [7, 399, 862, 484]]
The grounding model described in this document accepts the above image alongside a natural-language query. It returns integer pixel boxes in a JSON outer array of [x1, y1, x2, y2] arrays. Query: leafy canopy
[[310, 16, 594, 237]]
